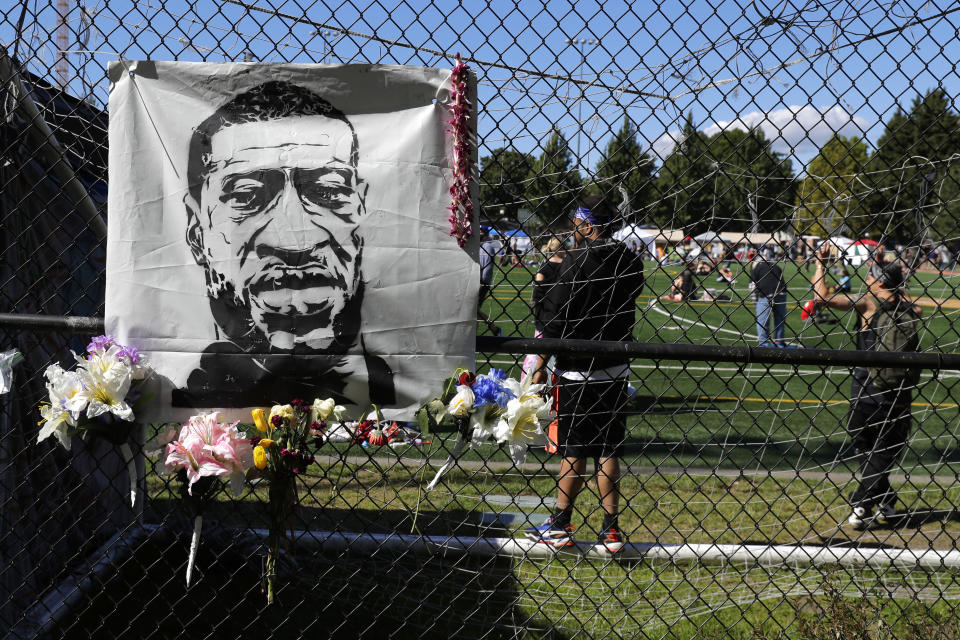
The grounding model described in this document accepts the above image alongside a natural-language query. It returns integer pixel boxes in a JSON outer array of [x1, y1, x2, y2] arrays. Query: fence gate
[[3, 1, 960, 638]]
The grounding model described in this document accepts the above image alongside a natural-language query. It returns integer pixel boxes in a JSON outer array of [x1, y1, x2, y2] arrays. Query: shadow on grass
[[57, 518, 573, 640]]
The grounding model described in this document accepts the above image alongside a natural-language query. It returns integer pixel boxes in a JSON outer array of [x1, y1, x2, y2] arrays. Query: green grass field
[[127, 260, 960, 640], [478, 260, 960, 474]]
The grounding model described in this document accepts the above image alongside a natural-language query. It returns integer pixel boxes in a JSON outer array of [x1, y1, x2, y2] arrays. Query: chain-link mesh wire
[[3, 1, 960, 638]]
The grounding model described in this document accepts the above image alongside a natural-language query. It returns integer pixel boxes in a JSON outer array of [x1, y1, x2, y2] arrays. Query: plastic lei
[[447, 53, 473, 247]]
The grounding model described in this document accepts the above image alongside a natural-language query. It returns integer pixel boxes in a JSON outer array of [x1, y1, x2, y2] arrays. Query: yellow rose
[[269, 404, 294, 425], [251, 408, 269, 432], [253, 446, 268, 470], [259, 438, 275, 448]]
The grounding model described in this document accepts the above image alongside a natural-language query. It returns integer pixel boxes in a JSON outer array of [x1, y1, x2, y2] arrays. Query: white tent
[[844, 239, 878, 266], [614, 225, 657, 257], [691, 231, 788, 247], [828, 235, 854, 247], [692, 231, 725, 245]]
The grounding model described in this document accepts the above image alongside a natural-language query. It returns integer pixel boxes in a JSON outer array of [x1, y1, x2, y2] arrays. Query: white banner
[[106, 61, 477, 421]]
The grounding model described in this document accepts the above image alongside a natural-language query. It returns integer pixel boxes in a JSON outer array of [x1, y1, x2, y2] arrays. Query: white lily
[[76, 353, 134, 421], [38, 403, 73, 450], [492, 393, 552, 444], [502, 375, 546, 404], [37, 365, 85, 450], [470, 403, 502, 441]]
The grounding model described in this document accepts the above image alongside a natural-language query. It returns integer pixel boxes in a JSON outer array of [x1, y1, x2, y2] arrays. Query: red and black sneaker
[[596, 527, 625, 553]]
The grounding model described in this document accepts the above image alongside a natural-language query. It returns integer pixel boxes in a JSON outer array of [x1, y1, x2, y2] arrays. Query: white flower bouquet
[[424, 368, 552, 490], [37, 334, 149, 505]]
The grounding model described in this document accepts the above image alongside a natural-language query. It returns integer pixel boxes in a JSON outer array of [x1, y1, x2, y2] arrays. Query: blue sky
[[4, 0, 958, 173]]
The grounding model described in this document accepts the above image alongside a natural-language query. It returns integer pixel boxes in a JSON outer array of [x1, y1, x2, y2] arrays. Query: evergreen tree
[[478, 148, 535, 225], [651, 114, 720, 234], [863, 89, 960, 242], [526, 129, 583, 228], [794, 135, 869, 238], [706, 127, 795, 235], [594, 116, 656, 223]]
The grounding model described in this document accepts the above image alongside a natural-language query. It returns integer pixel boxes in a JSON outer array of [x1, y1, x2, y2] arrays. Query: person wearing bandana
[[525, 195, 645, 552]]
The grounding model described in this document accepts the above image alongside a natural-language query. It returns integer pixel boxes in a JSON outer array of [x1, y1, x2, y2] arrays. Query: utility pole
[[562, 37, 598, 174], [916, 170, 936, 248], [55, 0, 71, 89]]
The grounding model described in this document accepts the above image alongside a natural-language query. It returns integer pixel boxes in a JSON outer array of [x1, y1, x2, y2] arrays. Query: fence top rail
[[480, 336, 960, 370], [1, 313, 956, 370]]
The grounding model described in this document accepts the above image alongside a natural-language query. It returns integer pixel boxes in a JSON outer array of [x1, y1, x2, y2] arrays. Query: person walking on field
[[750, 254, 789, 347], [811, 247, 922, 529], [478, 227, 502, 336], [526, 195, 645, 553]]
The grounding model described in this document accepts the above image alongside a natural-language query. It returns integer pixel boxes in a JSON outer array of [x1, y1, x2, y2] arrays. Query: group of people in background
[[478, 199, 923, 542]]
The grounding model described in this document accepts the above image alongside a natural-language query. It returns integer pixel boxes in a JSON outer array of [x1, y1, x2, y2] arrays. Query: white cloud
[[651, 105, 871, 160]]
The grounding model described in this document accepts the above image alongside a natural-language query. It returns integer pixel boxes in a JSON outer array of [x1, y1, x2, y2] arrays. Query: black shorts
[[555, 376, 627, 458], [479, 283, 492, 303]]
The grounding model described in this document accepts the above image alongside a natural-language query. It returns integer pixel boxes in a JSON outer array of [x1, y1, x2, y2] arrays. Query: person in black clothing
[[525, 195, 645, 553], [750, 255, 789, 347], [531, 236, 566, 334], [521, 236, 566, 380], [812, 249, 921, 529]]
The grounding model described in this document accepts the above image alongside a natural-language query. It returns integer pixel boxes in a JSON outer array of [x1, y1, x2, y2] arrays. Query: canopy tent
[[501, 229, 532, 253], [846, 239, 879, 266], [613, 225, 656, 257], [643, 229, 688, 244], [690, 231, 790, 247], [691, 231, 725, 245]]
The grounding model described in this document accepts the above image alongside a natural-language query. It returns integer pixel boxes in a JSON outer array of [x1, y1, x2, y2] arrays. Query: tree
[[706, 127, 795, 235], [526, 129, 583, 228], [478, 148, 535, 225], [794, 135, 869, 238], [593, 116, 656, 222], [651, 114, 720, 234], [863, 89, 960, 242]]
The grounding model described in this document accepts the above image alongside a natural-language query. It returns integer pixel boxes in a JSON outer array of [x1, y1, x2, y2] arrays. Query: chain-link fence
[[4, 1, 960, 638]]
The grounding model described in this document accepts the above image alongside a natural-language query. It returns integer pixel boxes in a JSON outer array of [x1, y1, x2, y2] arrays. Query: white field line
[[646, 300, 760, 339]]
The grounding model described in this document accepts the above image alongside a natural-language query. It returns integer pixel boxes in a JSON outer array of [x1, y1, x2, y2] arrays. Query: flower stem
[[186, 515, 202, 586], [119, 442, 136, 508]]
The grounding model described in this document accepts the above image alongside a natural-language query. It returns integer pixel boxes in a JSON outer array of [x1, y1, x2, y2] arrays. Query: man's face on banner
[[192, 115, 365, 351]]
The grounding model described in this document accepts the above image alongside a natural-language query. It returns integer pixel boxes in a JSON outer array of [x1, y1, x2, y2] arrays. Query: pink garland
[[447, 53, 473, 247]]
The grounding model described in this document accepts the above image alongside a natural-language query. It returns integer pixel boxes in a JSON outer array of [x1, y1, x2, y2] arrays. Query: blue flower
[[472, 371, 515, 409]]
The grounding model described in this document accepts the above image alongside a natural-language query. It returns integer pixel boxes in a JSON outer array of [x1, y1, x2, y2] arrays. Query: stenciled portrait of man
[[107, 62, 477, 421], [169, 81, 395, 407]]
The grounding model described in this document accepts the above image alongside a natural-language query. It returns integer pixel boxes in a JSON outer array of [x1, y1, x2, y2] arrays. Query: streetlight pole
[[563, 37, 598, 174], [317, 29, 339, 63]]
